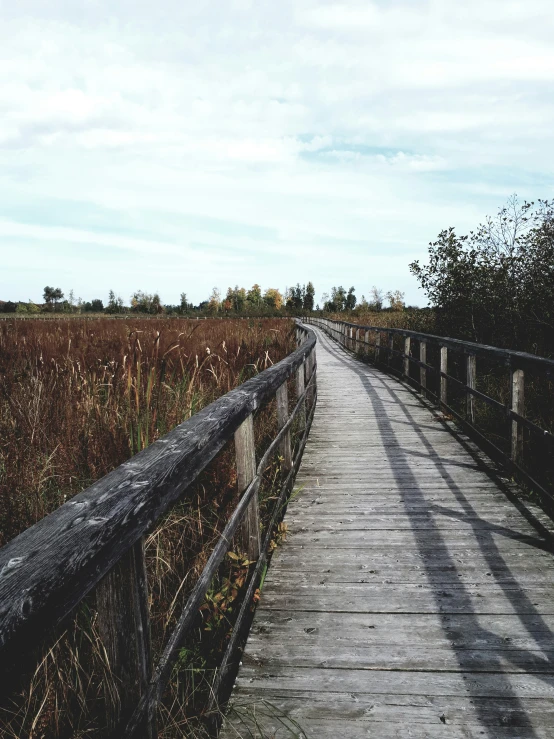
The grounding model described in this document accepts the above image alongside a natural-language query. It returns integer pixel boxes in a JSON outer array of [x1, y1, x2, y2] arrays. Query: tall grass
[[0, 316, 297, 738], [0, 317, 293, 545], [327, 308, 436, 333]]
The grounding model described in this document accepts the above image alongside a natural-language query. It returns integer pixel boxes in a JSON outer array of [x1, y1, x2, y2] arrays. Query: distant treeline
[[1, 281, 410, 317]]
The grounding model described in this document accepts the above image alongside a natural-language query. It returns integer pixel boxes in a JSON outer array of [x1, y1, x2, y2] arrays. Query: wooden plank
[[276, 381, 292, 473], [222, 324, 554, 739], [251, 611, 554, 651], [223, 692, 554, 737], [257, 585, 554, 615], [96, 538, 154, 736], [234, 664, 554, 698], [403, 335, 411, 377], [466, 353, 477, 423], [512, 367, 525, 464], [235, 414, 260, 560], [420, 339, 427, 392]]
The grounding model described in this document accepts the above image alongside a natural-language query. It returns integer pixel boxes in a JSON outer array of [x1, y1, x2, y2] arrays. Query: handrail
[[0, 320, 317, 736], [306, 317, 554, 515]]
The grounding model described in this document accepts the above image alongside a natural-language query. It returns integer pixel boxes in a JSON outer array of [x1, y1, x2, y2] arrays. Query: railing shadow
[[317, 327, 554, 738]]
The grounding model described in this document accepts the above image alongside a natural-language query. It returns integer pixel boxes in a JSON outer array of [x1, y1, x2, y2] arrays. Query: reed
[[0, 316, 296, 738]]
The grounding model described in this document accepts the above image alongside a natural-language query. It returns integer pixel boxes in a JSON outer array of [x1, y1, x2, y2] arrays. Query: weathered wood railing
[[0, 321, 317, 737], [306, 317, 554, 515]]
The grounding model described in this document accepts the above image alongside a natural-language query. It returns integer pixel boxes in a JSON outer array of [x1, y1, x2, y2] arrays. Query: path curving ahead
[[222, 326, 554, 738]]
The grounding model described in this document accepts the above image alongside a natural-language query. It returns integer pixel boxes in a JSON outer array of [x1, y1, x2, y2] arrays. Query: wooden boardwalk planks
[[221, 327, 554, 738]]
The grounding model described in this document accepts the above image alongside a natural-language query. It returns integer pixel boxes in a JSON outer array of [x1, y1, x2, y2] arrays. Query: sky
[[1, 0, 553, 308]]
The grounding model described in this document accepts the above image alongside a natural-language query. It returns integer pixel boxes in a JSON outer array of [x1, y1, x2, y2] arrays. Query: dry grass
[[327, 309, 436, 333], [0, 316, 297, 738], [0, 316, 293, 545]]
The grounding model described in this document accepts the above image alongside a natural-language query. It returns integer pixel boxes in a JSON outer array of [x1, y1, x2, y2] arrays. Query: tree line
[[1, 280, 410, 317], [0, 283, 317, 316], [322, 286, 406, 312]]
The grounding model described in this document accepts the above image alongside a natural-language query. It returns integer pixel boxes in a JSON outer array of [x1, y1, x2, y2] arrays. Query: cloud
[[0, 0, 553, 306]]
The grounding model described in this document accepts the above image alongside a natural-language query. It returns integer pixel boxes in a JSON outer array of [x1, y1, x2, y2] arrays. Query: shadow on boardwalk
[[322, 331, 554, 738]]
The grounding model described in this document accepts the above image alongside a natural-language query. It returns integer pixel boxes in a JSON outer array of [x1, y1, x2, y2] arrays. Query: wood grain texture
[[235, 414, 261, 560], [222, 325, 554, 739], [96, 537, 155, 736]]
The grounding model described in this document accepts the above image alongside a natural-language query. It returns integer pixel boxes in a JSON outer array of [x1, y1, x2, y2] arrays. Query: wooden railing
[[306, 317, 554, 515], [0, 321, 317, 737]]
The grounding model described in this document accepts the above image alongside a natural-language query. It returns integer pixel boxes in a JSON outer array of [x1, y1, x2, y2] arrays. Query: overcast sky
[[1, 0, 553, 307]]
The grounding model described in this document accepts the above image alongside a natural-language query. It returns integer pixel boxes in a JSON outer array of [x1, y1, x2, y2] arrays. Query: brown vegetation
[[0, 316, 297, 737], [0, 316, 293, 546], [327, 308, 436, 334]]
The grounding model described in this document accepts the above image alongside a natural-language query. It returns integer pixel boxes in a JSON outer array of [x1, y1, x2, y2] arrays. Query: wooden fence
[[306, 317, 554, 515], [0, 321, 317, 737]]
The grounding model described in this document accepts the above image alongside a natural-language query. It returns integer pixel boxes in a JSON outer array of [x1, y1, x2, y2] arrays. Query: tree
[[43, 286, 64, 311], [285, 284, 304, 313], [246, 284, 262, 308], [345, 286, 357, 311], [180, 293, 192, 314], [323, 286, 346, 312], [409, 195, 554, 352], [303, 282, 315, 311], [386, 290, 405, 311], [84, 299, 104, 312], [207, 287, 221, 314], [369, 286, 384, 311], [264, 287, 283, 310], [107, 290, 124, 314], [130, 290, 162, 314], [151, 293, 163, 314]]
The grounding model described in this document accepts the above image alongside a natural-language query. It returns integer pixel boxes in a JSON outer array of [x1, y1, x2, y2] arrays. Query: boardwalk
[[222, 326, 554, 738]]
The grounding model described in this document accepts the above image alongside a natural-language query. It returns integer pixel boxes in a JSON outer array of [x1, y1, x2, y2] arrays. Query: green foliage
[[324, 285, 357, 312], [106, 290, 125, 314], [410, 196, 554, 354], [130, 290, 163, 314], [43, 286, 64, 311], [345, 286, 357, 311], [303, 281, 315, 311], [83, 299, 104, 312]]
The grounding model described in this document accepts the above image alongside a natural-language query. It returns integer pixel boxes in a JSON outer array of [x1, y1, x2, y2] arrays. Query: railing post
[[348, 326, 353, 350], [511, 368, 525, 466], [276, 381, 292, 474], [297, 358, 306, 432], [419, 340, 427, 393], [466, 354, 476, 423], [403, 336, 411, 378], [235, 414, 261, 560], [96, 538, 155, 737], [440, 346, 448, 408], [305, 348, 316, 412], [388, 333, 394, 366]]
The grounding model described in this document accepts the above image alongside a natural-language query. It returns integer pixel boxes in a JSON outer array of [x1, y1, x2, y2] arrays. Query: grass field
[[0, 316, 297, 738]]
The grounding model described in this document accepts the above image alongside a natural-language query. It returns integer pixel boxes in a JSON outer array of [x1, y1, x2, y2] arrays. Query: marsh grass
[[0, 316, 297, 738]]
